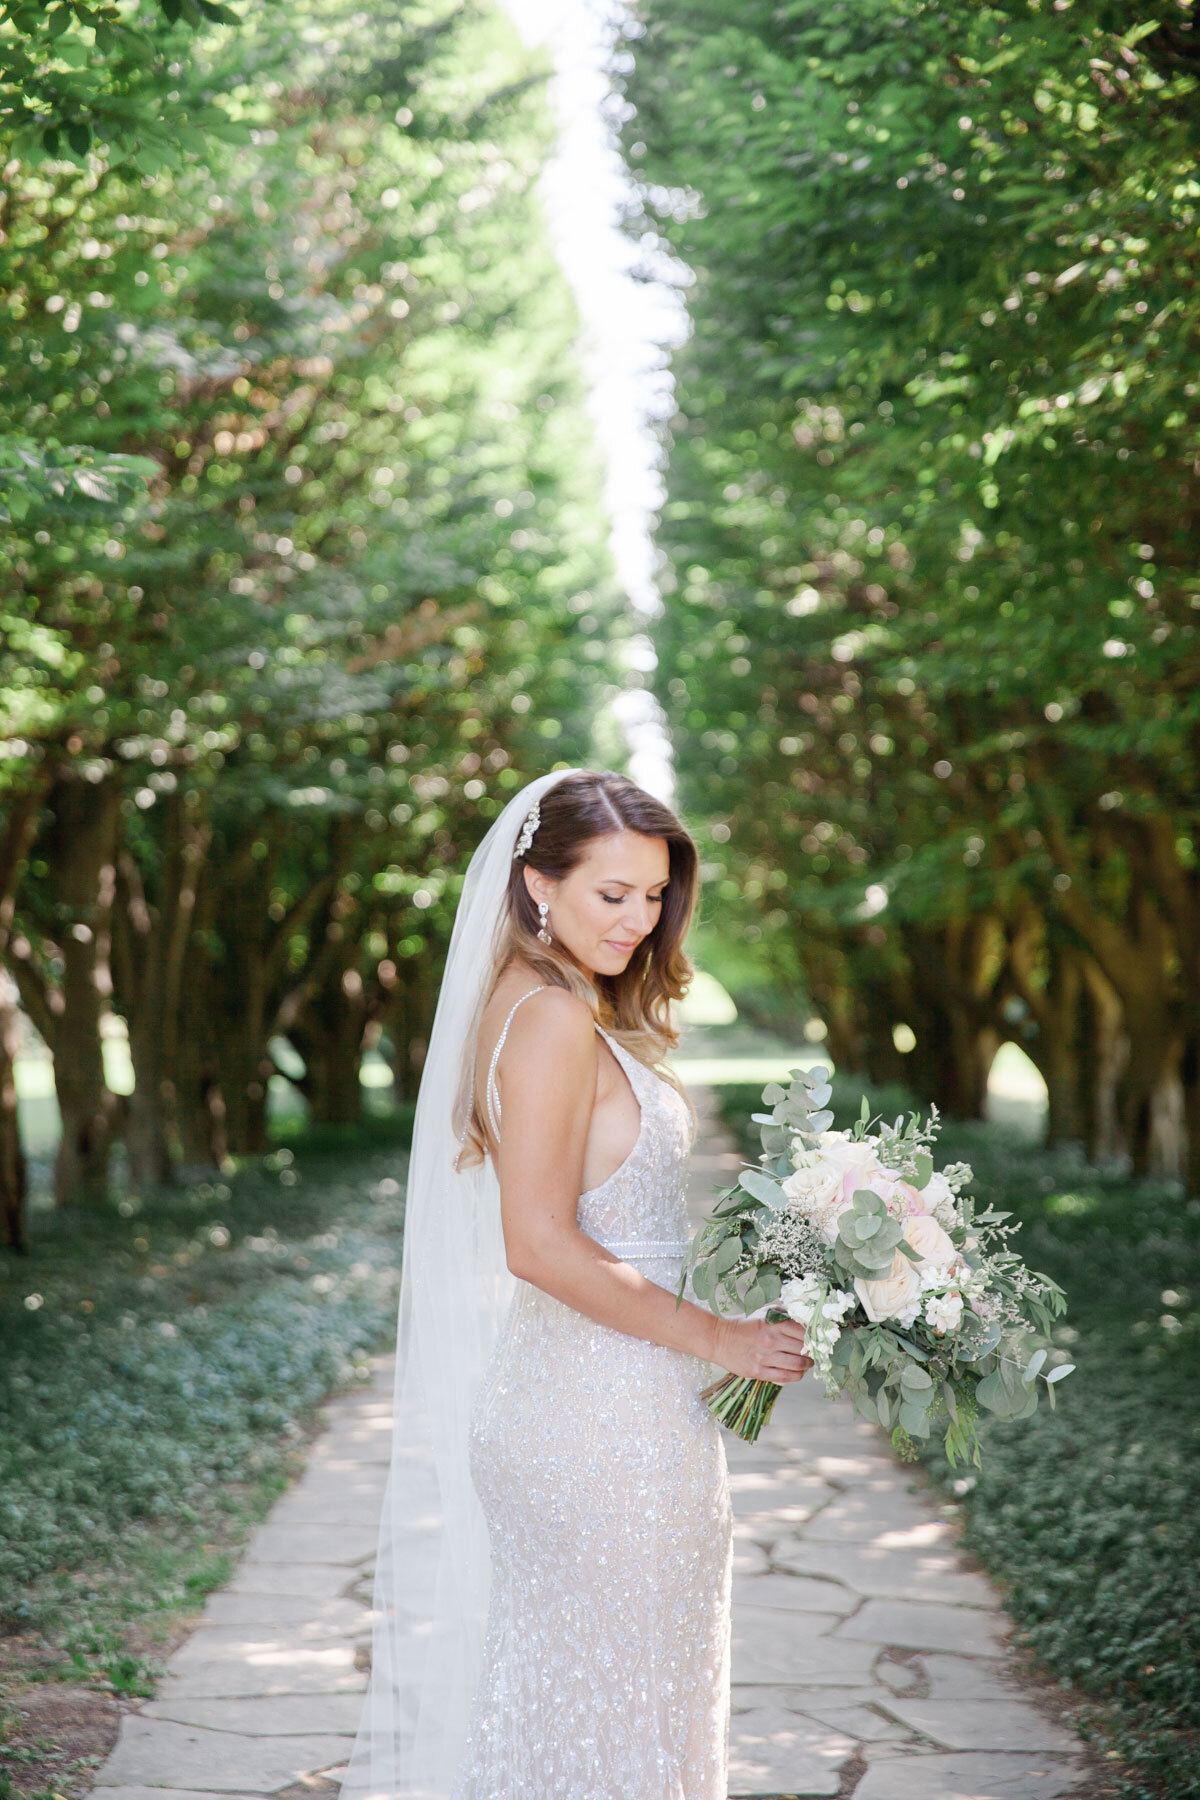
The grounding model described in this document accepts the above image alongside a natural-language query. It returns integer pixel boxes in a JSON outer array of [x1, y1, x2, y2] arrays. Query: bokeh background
[[1, 2, 1196, 1796]]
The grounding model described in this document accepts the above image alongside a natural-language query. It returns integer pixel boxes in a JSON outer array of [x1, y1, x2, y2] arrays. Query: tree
[[620, 0, 1200, 1183], [2, 0, 621, 1212]]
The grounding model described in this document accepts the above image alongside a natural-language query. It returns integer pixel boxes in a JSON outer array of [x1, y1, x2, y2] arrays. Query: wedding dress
[[450, 984, 733, 1800]]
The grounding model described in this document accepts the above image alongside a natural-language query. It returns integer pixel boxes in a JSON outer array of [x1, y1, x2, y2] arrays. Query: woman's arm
[[494, 988, 812, 1384]]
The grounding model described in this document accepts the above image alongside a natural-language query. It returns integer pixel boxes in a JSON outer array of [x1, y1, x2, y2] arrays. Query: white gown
[[450, 989, 733, 1800]]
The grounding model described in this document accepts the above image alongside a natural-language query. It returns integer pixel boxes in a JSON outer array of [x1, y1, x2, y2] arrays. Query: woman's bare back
[[475, 963, 641, 1196]]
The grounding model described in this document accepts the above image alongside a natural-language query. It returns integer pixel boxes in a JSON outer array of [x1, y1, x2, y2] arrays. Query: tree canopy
[[619, 0, 1200, 1185], [1, 0, 621, 1225]]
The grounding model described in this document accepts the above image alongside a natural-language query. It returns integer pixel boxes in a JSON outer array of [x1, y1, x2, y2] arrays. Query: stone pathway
[[91, 1090, 1090, 1800]]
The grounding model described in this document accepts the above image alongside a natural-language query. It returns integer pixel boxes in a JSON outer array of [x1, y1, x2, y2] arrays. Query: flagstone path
[[91, 1089, 1092, 1800]]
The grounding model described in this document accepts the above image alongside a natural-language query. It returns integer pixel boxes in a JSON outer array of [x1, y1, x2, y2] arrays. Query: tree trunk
[[1116, 1008, 1182, 1179], [1181, 1027, 1200, 1199], [1004, 906, 1086, 1147], [112, 796, 211, 1187], [1078, 963, 1127, 1165], [306, 1016, 365, 1124], [0, 789, 45, 1250], [43, 774, 120, 1207], [291, 965, 366, 1126], [217, 1025, 273, 1155], [902, 917, 1004, 1119], [0, 975, 27, 1252], [383, 964, 438, 1105]]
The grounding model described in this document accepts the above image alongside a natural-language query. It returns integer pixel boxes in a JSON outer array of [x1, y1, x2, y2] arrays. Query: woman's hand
[[713, 1314, 814, 1383]]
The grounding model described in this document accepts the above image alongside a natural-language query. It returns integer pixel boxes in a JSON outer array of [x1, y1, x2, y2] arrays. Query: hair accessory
[[536, 899, 552, 945], [512, 799, 541, 860]]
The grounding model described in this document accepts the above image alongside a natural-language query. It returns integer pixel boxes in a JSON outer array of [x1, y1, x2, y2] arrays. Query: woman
[[341, 768, 812, 1800]]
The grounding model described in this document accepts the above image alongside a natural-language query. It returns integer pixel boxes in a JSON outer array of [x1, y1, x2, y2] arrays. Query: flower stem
[[700, 1373, 783, 1442]]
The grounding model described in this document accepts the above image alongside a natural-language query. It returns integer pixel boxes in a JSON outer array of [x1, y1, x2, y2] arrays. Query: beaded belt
[[587, 1236, 691, 1261]]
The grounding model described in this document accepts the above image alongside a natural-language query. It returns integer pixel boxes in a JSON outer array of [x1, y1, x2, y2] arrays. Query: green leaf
[[898, 1401, 932, 1437], [757, 1266, 782, 1303], [73, 468, 115, 502], [1045, 1363, 1075, 1384], [899, 1363, 933, 1392], [713, 1235, 743, 1275], [739, 1167, 785, 1209], [691, 1259, 716, 1305]]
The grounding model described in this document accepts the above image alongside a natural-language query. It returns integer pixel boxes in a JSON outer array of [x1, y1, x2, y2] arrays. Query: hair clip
[[512, 799, 541, 860]]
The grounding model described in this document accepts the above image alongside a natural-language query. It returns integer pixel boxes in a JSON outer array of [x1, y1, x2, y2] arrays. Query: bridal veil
[[340, 766, 585, 1800]]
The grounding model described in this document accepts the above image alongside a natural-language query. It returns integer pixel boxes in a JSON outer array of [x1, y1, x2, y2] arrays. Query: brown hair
[[456, 769, 700, 1170]]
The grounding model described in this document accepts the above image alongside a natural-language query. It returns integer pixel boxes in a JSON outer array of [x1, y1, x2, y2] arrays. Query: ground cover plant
[[717, 1077, 1200, 1799], [0, 1119, 411, 1792]]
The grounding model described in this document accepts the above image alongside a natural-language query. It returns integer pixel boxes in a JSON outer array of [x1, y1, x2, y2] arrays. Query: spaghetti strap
[[485, 985, 549, 1142]]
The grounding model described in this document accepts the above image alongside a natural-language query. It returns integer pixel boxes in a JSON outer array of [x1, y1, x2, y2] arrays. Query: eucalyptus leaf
[[899, 1364, 933, 1391], [713, 1235, 743, 1275], [739, 1168, 786, 1209], [898, 1401, 932, 1437]]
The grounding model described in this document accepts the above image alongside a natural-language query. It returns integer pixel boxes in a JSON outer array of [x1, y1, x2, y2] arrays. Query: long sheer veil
[[340, 766, 585, 1800]]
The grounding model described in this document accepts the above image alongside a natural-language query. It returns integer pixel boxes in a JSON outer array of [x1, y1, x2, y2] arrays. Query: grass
[[715, 1074, 1200, 1800], [0, 1112, 412, 1789]]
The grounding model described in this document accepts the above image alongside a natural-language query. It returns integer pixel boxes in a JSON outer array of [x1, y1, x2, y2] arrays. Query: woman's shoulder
[[492, 975, 596, 1055]]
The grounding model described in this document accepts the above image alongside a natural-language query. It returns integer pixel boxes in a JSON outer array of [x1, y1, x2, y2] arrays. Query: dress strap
[[485, 986, 549, 1142]]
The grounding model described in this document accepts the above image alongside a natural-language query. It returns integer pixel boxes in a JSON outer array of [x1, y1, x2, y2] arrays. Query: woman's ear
[[521, 863, 553, 907]]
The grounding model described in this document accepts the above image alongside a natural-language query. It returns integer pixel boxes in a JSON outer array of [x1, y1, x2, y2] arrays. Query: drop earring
[[537, 900, 552, 945]]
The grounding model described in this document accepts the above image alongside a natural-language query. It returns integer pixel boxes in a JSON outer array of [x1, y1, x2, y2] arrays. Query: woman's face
[[524, 829, 671, 979]]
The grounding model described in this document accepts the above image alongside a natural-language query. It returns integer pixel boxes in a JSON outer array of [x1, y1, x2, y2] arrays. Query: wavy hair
[[456, 770, 699, 1171]]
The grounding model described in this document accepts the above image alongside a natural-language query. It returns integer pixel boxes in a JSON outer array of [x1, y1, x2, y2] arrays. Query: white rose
[[902, 1213, 956, 1269], [781, 1156, 844, 1214], [925, 1290, 964, 1334], [854, 1250, 922, 1329], [815, 1131, 886, 1180]]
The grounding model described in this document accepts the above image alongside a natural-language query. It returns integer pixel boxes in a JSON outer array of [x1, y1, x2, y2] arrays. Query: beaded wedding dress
[[450, 985, 733, 1800]]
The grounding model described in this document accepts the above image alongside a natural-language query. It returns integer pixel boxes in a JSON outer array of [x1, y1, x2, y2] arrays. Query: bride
[[341, 767, 812, 1800]]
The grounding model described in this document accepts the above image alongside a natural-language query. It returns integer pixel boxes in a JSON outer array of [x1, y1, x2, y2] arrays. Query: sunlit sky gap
[[502, 0, 683, 801]]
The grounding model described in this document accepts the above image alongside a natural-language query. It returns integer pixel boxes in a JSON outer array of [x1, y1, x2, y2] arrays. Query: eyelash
[[602, 892, 666, 905]]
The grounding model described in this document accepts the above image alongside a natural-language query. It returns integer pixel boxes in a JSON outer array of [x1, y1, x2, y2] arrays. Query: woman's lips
[[605, 939, 638, 951]]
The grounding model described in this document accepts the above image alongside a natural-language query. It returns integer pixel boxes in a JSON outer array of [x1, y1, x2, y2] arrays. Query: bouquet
[[678, 1065, 1073, 1465]]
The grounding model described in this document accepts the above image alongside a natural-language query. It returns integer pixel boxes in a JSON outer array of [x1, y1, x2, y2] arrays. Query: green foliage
[[620, 0, 1200, 1169], [0, 1133, 406, 1654], [920, 1122, 1200, 1797], [1, 0, 619, 1194], [0, 0, 242, 163]]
